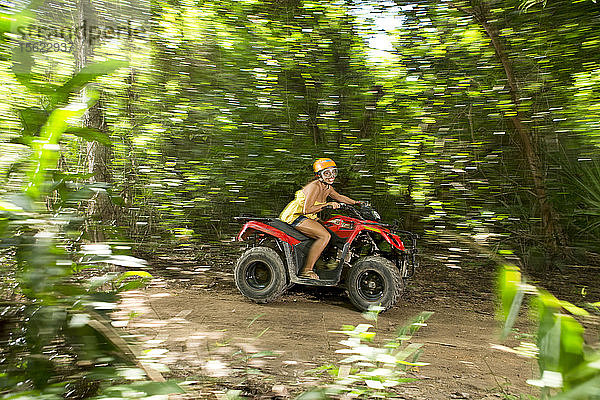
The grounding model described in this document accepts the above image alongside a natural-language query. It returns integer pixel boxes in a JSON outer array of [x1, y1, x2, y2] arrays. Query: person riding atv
[[234, 159, 419, 312], [279, 158, 359, 280]]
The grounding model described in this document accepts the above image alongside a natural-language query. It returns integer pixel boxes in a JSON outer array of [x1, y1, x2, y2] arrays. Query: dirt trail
[[116, 247, 544, 399]]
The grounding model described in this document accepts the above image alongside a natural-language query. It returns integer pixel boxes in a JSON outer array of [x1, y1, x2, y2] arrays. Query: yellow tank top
[[279, 189, 326, 224]]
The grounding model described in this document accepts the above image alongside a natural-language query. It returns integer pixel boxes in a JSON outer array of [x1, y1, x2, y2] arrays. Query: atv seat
[[267, 219, 346, 248], [267, 219, 311, 242]]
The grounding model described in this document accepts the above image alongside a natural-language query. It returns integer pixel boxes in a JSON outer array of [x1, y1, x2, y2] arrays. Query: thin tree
[[451, 0, 567, 251], [75, 0, 113, 242]]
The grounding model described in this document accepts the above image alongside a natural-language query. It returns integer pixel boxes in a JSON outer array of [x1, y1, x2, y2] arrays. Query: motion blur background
[[2, 0, 600, 268]]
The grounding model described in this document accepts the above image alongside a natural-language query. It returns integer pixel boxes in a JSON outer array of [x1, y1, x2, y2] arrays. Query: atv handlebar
[[324, 203, 419, 241], [322, 203, 350, 210], [322, 203, 363, 218]]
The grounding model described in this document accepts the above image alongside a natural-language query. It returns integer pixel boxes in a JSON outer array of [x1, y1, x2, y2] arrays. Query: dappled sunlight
[[108, 280, 285, 393]]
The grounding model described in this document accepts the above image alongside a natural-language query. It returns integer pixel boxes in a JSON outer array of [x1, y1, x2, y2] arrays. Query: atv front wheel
[[347, 256, 403, 312], [234, 246, 288, 303]]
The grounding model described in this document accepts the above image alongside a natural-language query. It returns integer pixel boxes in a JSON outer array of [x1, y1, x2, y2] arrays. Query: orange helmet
[[313, 158, 336, 174]]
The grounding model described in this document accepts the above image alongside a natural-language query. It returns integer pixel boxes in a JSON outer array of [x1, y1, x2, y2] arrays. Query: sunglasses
[[320, 167, 338, 179]]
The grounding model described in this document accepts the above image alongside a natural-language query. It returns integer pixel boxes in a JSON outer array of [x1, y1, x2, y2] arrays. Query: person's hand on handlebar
[[326, 202, 341, 209]]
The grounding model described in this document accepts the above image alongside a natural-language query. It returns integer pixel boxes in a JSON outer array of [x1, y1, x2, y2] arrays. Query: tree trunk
[[75, 0, 113, 242], [455, 1, 566, 251]]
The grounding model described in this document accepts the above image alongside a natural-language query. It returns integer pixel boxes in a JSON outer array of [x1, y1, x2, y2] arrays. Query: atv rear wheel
[[346, 256, 403, 312], [234, 246, 288, 303]]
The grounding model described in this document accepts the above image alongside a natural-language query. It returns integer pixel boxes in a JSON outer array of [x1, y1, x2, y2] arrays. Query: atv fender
[[237, 221, 301, 245], [347, 224, 405, 251]]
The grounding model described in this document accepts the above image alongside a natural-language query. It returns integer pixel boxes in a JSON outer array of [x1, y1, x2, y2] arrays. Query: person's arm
[[303, 183, 339, 214], [329, 188, 358, 205]]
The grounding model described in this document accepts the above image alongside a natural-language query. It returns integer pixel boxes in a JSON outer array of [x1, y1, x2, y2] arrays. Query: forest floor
[[116, 242, 600, 400]]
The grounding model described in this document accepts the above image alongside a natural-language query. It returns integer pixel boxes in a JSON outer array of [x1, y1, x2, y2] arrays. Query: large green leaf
[[64, 127, 112, 146], [11, 47, 57, 95], [559, 315, 586, 389], [52, 60, 128, 106], [497, 264, 523, 330], [11, 47, 34, 90], [536, 291, 562, 373], [550, 375, 600, 400], [26, 102, 92, 199], [535, 290, 585, 388], [18, 107, 49, 138]]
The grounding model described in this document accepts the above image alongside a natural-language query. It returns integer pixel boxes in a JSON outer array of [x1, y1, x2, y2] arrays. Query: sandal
[[299, 270, 320, 280]]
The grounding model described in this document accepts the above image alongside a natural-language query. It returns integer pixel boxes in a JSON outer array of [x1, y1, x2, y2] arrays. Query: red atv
[[234, 203, 418, 312]]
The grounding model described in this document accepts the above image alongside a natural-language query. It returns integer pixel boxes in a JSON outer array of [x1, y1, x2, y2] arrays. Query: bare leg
[[295, 219, 331, 278]]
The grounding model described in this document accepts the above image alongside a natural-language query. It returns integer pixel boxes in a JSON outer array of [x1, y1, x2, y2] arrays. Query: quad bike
[[233, 203, 418, 312]]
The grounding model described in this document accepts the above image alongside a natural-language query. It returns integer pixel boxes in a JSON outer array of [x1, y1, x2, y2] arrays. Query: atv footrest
[[293, 277, 338, 286], [315, 268, 339, 281]]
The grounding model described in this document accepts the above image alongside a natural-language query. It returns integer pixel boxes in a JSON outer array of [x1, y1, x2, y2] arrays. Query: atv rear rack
[[233, 215, 274, 222]]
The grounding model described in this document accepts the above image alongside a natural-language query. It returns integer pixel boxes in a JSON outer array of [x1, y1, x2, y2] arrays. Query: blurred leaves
[[304, 312, 432, 398], [570, 160, 600, 232], [26, 99, 94, 199], [498, 264, 526, 339], [0, 48, 179, 398], [497, 265, 599, 397], [86, 270, 151, 292]]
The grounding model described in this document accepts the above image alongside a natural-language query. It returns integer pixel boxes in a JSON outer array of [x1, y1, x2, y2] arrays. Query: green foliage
[[562, 159, 600, 247], [3, 0, 599, 265], [0, 43, 180, 398], [498, 265, 600, 399], [301, 311, 433, 399]]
